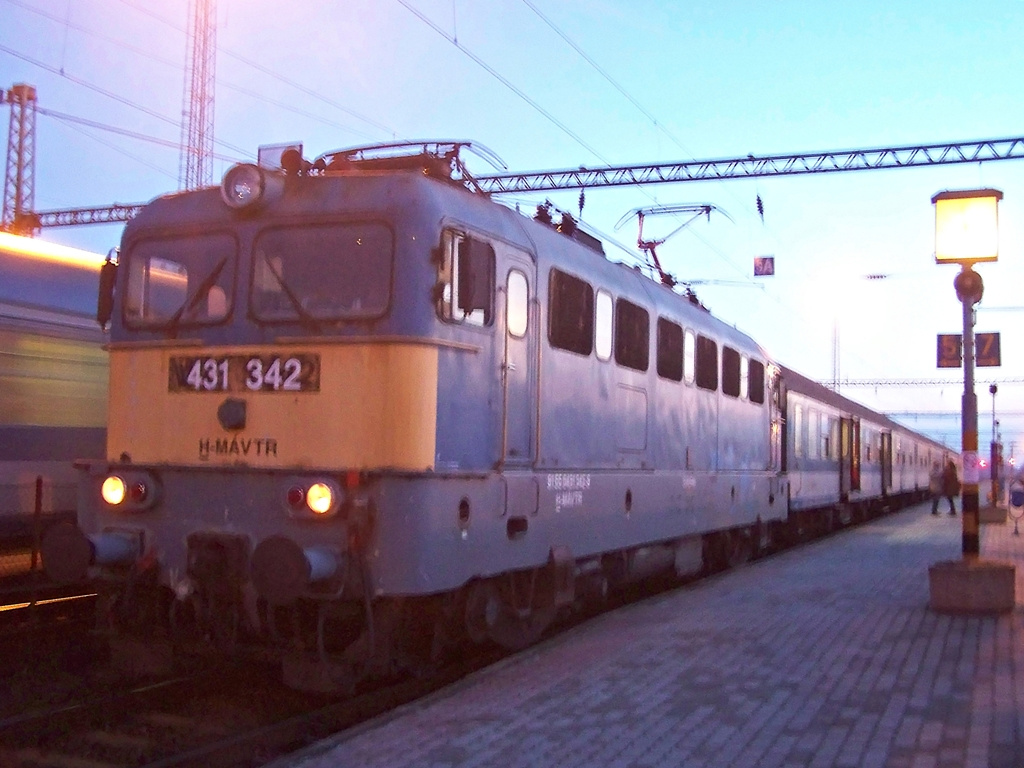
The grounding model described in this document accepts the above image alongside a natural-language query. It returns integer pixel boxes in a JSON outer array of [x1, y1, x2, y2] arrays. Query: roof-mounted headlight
[[221, 163, 284, 210]]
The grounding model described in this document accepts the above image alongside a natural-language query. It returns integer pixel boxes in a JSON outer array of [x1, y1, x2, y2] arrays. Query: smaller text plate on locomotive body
[[168, 354, 321, 393]]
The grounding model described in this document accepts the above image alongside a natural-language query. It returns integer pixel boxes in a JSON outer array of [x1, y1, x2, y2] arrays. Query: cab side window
[[438, 231, 494, 326]]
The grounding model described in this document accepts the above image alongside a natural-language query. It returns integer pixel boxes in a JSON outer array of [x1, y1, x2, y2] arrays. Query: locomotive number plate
[[169, 354, 321, 393]]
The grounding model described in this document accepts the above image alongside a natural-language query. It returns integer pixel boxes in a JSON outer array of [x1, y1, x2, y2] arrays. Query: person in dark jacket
[[929, 462, 944, 515], [941, 460, 960, 516]]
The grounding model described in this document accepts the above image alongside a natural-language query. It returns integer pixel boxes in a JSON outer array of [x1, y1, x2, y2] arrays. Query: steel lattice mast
[[1, 84, 37, 233], [179, 0, 216, 191]]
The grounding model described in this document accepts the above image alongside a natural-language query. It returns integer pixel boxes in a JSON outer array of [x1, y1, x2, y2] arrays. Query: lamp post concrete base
[[979, 505, 1008, 524], [929, 558, 1016, 614]]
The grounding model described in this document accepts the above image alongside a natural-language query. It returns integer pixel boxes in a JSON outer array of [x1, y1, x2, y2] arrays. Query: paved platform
[[283, 506, 1024, 768]]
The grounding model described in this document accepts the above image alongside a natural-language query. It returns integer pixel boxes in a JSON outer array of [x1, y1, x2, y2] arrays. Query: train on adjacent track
[[41, 142, 952, 692], [0, 233, 107, 542]]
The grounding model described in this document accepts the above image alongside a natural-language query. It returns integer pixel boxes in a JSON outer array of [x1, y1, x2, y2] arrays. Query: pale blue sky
[[4, 0, 1024, 450]]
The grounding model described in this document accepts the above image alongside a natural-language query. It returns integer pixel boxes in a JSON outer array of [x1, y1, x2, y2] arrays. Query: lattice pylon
[[179, 0, 216, 191], [2, 83, 37, 233]]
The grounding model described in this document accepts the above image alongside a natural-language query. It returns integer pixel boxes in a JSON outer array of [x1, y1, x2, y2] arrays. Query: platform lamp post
[[990, 383, 999, 505], [929, 188, 1015, 614]]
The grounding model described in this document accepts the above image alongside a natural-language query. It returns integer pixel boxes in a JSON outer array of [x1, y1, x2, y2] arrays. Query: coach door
[[500, 253, 537, 466], [880, 432, 893, 493], [839, 417, 861, 499]]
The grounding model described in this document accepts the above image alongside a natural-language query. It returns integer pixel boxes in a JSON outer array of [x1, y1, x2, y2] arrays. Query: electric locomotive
[[40, 141, 939, 692]]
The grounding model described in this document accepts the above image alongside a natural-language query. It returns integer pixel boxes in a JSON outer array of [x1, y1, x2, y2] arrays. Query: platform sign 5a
[[937, 334, 961, 368], [936, 332, 1000, 368]]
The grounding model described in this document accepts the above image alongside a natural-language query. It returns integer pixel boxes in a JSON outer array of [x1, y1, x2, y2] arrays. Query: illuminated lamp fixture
[[284, 479, 342, 519], [101, 475, 127, 506], [100, 471, 160, 511]]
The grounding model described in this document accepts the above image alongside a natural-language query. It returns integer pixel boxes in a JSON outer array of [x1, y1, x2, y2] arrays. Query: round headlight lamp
[[221, 163, 266, 209], [101, 475, 127, 506], [306, 483, 334, 515]]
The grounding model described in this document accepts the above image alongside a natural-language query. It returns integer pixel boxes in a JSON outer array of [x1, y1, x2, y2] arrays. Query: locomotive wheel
[[464, 580, 502, 645], [463, 577, 556, 651]]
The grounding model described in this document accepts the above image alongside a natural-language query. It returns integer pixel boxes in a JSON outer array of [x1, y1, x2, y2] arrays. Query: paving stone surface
[[283, 507, 1024, 768]]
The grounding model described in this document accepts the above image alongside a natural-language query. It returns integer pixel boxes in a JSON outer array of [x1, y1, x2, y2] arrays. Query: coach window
[[437, 231, 494, 327], [595, 289, 613, 361], [794, 404, 804, 458], [683, 329, 696, 385], [615, 299, 650, 371], [820, 415, 830, 459], [722, 346, 741, 397], [695, 334, 718, 391], [656, 318, 683, 381], [749, 360, 765, 404], [507, 270, 528, 338], [549, 269, 594, 355]]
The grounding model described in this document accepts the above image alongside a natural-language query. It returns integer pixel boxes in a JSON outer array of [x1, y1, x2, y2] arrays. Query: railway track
[[0, 503, 917, 767]]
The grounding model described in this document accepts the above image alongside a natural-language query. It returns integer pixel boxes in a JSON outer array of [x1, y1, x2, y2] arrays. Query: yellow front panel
[[107, 343, 438, 471]]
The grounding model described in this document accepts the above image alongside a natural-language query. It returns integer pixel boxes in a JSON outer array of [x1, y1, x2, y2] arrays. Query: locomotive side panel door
[[499, 250, 537, 466]]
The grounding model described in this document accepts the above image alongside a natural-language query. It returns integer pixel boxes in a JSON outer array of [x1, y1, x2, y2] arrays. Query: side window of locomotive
[[695, 334, 718, 391], [253, 223, 393, 321], [656, 318, 683, 381], [506, 270, 528, 338], [749, 360, 765, 404], [595, 289, 613, 361], [614, 299, 649, 372], [438, 231, 494, 327], [683, 328, 696, 385], [548, 269, 594, 355], [125, 233, 236, 326], [722, 346, 741, 397]]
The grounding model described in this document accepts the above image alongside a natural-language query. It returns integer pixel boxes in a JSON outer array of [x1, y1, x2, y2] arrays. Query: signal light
[[287, 486, 306, 508], [129, 482, 148, 503]]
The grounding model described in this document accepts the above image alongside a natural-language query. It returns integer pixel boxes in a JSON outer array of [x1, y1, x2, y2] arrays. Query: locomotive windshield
[[124, 232, 236, 328], [251, 223, 393, 322]]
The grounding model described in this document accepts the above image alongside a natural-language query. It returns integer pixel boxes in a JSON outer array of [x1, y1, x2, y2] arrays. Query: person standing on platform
[[941, 460, 960, 516], [930, 461, 944, 515]]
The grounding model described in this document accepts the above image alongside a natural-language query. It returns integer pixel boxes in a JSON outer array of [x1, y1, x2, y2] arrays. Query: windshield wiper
[[164, 256, 228, 336], [260, 252, 321, 331]]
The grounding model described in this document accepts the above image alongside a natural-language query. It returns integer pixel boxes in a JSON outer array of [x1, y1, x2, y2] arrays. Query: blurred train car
[[0, 232, 107, 541]]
